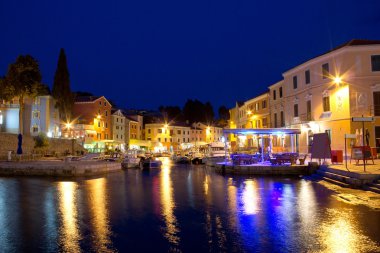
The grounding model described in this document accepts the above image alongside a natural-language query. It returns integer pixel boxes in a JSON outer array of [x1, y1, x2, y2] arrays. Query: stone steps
[[313, 172, 351, 188], [316, 170, 353, 187], [363, 185, 380, 194]]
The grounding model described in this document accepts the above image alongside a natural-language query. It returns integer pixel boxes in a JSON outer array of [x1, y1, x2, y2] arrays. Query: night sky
[[1, 0, 380, 112]]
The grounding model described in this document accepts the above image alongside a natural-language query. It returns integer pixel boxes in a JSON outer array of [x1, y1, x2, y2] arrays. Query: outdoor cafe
[[223, 128, 302, 166]]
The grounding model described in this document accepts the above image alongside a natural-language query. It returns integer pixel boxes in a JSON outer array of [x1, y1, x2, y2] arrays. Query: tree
[[4, 55, 43, 134], [204, 102, 214, 123], [218, 106, 229, 121], [159, 105, 182, 122], [52, 48, 74, 121]]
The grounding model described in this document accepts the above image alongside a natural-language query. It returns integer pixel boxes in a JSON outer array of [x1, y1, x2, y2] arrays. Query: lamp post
[[65, 121, 74, 155]]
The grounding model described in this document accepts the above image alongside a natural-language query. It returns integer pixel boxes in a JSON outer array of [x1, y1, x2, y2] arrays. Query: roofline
[[283, 41, 380, 76], [74, 95, 112, 105]]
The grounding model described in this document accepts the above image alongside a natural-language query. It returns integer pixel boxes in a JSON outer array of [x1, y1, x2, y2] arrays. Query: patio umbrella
[[17, 134, 23, 155], [365, 129, 370, 146], [355, 129, 360, 146]]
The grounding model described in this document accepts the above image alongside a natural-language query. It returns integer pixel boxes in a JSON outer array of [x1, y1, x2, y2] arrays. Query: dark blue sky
[[1, 0, 380, 111]]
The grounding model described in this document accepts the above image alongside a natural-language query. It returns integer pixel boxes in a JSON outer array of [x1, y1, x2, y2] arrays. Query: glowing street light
[[65, 122, 72, 129], [247, 110, 252, 116], [333, 76, 342, 85]]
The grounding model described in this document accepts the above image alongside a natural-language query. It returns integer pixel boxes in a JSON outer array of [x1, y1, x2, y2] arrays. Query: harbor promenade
[[0, 160, 122, 177]]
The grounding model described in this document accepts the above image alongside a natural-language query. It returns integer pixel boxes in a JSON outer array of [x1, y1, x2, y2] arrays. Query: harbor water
[[0, 158, 379, 252]]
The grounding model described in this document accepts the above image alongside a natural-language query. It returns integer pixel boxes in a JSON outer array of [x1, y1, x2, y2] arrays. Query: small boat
[[175, 156, 191, 164], [122, 150, 142, 169], [140, 157, 162, 170], [122, 156, 141, 169]]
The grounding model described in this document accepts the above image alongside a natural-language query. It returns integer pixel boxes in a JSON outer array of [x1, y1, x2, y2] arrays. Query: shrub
[[34, 133, 49, 149]]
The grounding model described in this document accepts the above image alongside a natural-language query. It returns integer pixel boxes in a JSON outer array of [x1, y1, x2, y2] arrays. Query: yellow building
[[145, 123, 191, 152], [228, 93, 270, 151], [270, 39, 380, 155], [191, 122, 224, 143]]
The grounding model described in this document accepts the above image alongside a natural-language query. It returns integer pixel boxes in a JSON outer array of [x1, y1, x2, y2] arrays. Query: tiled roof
[[74, 96, 101, 103]]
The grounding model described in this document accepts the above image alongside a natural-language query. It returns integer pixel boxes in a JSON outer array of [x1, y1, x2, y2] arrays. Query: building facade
[[270, 40, 380, 154], [145, 123, 191, 151], [0, 96, 60, 137], [111, 109, 125, 151]]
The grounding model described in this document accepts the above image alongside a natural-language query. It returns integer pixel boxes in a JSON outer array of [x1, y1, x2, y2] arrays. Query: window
[[148, 129, 151, 134], [279, 87, 283, 98], [374, 92, 380, 116], [121, 135, 123, 139], [106, 122, 108, 128], [105, 111, 108, 116], [371, 55, 380, 71], [306, 100, 312, 120], [98, 121, 100, 127], [32, 125, 39, 133], [322, 63, 329, 79], [158, 138, 161, 142], [104, 102, 107, 106], [323, 96, 330, 112], [158, 129, 162, 133], [177, 130, 181, 134], [274, 113, 278, 128], [294, 104, 298, 117], [255, 103, 259, 111], [273, 90, 276, 100], [280, 111, 285, 127], [262, 117, 267, 127], [99, 101, 101, 105], [293, 76, 298, 89], [105, 134, 108, 139], [121, 119, 123, 123], [117, 118, 119, 122], [305, 70, 310, 84], [170, 138, 172, 142], [164, 138, 167, 142], [170, 130, 173, 135], [116, 126, 119, 130], [116, 134, 118, 139], [262, 100, 267, 109], [33, 111, 40, 118], [183, 138, 185, 142]]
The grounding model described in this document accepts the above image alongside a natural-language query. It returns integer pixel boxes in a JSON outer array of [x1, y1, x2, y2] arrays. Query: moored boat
[[140, 157, 162, 170]]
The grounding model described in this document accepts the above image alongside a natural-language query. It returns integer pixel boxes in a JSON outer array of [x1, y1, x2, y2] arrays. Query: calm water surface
[[0, 158, 379, 252]]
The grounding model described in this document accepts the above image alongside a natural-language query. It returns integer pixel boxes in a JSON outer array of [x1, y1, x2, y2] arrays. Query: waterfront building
[[145, 122, 191, 152], [72, 96, 112, 151], [111, 109, 125, 151], [192, 122, 224, 143], [228, 93, 270, 151], [270, 39, 380, 154], [0, 95, 60, 137]]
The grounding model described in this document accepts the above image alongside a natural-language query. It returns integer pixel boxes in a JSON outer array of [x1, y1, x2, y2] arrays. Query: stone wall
[[0, 133, 86, 156]]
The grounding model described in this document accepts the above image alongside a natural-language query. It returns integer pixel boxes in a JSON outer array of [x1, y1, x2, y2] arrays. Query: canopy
[[223, 128, 301, 135]]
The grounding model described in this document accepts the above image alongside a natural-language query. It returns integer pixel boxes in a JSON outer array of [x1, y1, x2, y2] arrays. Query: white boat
[[121, 151, 141, 169], [203, 142, 228, 166]]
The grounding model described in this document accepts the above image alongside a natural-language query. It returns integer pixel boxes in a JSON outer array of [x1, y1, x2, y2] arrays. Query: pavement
[[304, 157, 380, 175]]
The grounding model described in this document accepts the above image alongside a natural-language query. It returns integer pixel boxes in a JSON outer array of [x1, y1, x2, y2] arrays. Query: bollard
[[7, 151, 12, 161]]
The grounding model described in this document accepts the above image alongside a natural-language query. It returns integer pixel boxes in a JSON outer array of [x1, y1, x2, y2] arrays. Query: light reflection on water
[[159, 158, 180, 245], [58, 181, 81, 253], [85, 178, 114, 252], [0, 164, 378, 252]]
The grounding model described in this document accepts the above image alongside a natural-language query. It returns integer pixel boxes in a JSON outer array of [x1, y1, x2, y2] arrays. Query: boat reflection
[[160, 163, 180, 245], [86, 178, 114, 252], [57, 181, 81, 252]]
